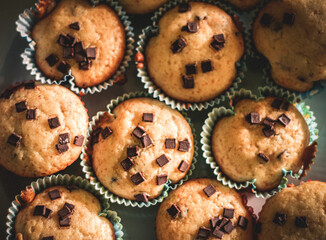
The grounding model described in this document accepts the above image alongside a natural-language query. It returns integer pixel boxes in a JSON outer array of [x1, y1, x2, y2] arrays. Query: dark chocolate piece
[[260, 13, 273, 27], [211, 34, 225, 51], [223, 220, 235, 234], [56, 143, 69, 154], [79, 59, 92, 70], [238, 216, 249, 230], [217, 218, 229, 229], [69, 22, 80, 30], [132, 126, 146, 139], [33, 205, 46, 216], [201, 60, 213, 73], [223, 208, 234, 219], [58, 133, 70, 144], [210, 216, 220, 229], [186, 22, 198, 33], [278, 113, 291, 127], [75, 53, 86, 63], [121, 157, 134, 171], [185, 63, 197, 75], [263, 127, 275, 137], [101, 126, 113, 139], [281, 101, 290, 111], [277, 150, 286, 160], [178, 138, 190, 152], [73, 135, 84, 146], [197, 227, 210, 238], [212, 227, 224, 239], [127, 146, 139, 157], [44, 208, 53, 218], [203, 184, 217, 197], [91, 127, 102, 146], [271, 98, 283, 110], [74, 41, 85, 54], [57, 34, 70, 47], [59, 216, 71, 227], [171, 36, 187, 53], [213, 34, 225, 43], [157, 174, 168, 185], [65, 34, 76, 47], [45, 54, 59, 67], [141, 134, 153, 148], [283, 13, 295, 25], [63, 47, 74, 59], [58, 203, 74, 219], [65, 185, 79, 192], [246, 112, 260, 124], [263, 117, 275, 128], [48, 117, 60, 129], [178, 160, 189, 172], [295, 216, 308, 228], [131, 172, 145, 185], [167, 204, 181, 218], [15, 101, 27, 112], [134, 193, 148, 203], [178, 3, 191, 13], [182, 75, 194, 89], [26, 109, 36, 120], [165, 138, 176, 149], [42, 237, 54, 240], [7, 133, 22, 147], [156, 154, 169, 167], [273, 213, 287, 226], [86, 47, 96, 59], [24, 82, 36, 89], [57, 61, 71, 74], [48, 189, 61, 200], [258, 153, 269, 162], [142, 113, 154, 122]]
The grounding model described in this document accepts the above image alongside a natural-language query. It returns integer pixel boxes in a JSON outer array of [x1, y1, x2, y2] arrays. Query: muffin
[[227, 0, 261, 10], [14, 186, 115, 239], [119, 0, 170, 14], [211, 97, 312, 191], [87, 97, 194, 202], [253, 0, 326, 92], [258, 181, 326, 240], [145, 2, 244, 103], [32, 0, 125, 88], [156, 178, 254, 240], [0, 82, 88, 177]]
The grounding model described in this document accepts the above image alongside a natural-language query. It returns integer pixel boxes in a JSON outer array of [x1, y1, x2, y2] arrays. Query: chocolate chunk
[[167, 204, 180, 218], [57, 61, 71, 74], [7, 133, 22, 147], [212, 227, 224, 239], [277, 150, 286, 160], [156, 154, 169, 167], [271, 98, 283, 110], [210, 217, 220, 229], [26, 109, 36, 120], [203, 184, 217, 197], [69, 22, 80, 30], [171, 36, 187, 53], [134, 193, 148, 203], [48, 117, 60, 129], [48, 189, 61, 200], [178, 138, 190, 152], [141, 134, 153, 148], [56, 143, 69, 153], [33, 205, 46, 216], [15, 101, 27, 112], [0, 88, 14, 99], [178, 160, 189, 172], [258, 153, 269, 162], [142, 113, 154, 122], [211, 34, 225, 51], [65, 185, 79, 192], [24, 82, 36, 89], [127, 146, 139, 157], [273, 213, 287, 226], [63, 47, 74, 59], [281, 101, 290, 111], [79, 59, 92, 70], [121, 157, 134, 171], [57, 34, 75, 47], [86, 48, 96, 59], [165, 138, 176, 149], [260, 13, 273, 27], [58, 203, 74, 219], [91, 127, 102, 145], [157, 174, 168, 185], [295, 216, 308, 228], [182, 75, 194, 89], [223, 208, 234, 219], [223, 220, 235, 234], [45, 54, 59, 67], [42, 237, 54, 240], [75, 53, 86, 63], [58, 133, 70, 145], [101, 126, 113, 139], [73, 135, 84, 146], [44, 208, 53, 218], [217, 218, 229, 229], [74, 41, 85, 54], [65, 34, 76, 47], [132, 126, 146, 139], [283, 13, 295, 25], [201, 60, 213, 73], [263, 127, 275, 137], [213, 34, 225, 43], [278, 113, 291, 127], [185, 63, 197, 75], [131, 172, 145, 185], [178, 3, 191, 13], [197, 227, 210, 238], [238, 216, 249, 230], [59, 216, 71, 227], [246, 112, 260, 124], [263, 117, 275, 128], [185, 22, 198, 33]]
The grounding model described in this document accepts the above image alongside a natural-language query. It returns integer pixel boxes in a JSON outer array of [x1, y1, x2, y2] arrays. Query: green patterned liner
[[201, 87, 319, 198], [80, 91, 198, 207], [16, 0, 134, 95], [136, 0, 250, 111], [6, 174, 124, 240]]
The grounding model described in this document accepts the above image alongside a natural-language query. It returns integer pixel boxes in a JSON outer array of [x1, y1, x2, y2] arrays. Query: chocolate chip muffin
[[211, 97, 313, 191], [87, 97, 194, 202], [14, 186, 115, 239], [258, 181, 326, 240], [0, 82, 88, 177], [145, 2, 244, 103], [156, 178, 254, 240], [253, 0, 326, 92], [32, 0, 125, 88], [227, 0, 261, 10], [119, 0, 170, 14]]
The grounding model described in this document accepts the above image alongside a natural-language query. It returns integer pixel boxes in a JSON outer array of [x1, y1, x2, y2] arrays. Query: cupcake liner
[[16, 0, 134, 95], [201, 86, 319, 198], [80, 91, 198, 207], [6, 174, 124, 240], [135, 0, 249, 111]]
